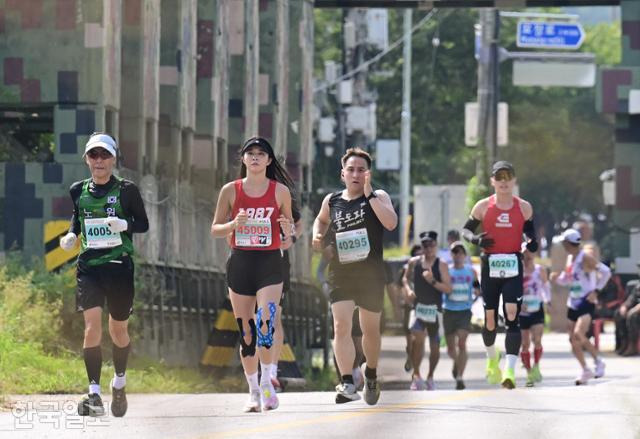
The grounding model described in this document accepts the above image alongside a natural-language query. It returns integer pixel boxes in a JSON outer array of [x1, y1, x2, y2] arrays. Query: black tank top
[[327, 191, 385, 284], [414, 257, 442, 309]]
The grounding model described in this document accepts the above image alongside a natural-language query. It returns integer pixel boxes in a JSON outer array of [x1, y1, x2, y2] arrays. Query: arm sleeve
[[461, 217, 481, 242], [523, 219, 538, 252], [68, 182, 83, 235], [595, 262, 612, 291], [122, 182, 149, 233]]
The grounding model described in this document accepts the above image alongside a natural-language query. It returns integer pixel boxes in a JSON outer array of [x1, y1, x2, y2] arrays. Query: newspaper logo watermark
[[11, 400, 111, 430]]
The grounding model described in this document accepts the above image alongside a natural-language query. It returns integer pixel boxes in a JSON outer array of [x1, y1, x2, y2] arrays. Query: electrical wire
[[313, 8, 440, 95]]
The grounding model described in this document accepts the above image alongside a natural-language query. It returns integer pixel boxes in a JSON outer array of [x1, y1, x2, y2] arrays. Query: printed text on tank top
[[566, 251, 596, 305], [522, 265, 543, 314], [231, 179, 281, 250], [482, 195, 525, 268]]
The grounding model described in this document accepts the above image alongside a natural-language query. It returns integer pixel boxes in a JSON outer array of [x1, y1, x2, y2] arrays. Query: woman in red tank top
[[210, 137, 295, 412]]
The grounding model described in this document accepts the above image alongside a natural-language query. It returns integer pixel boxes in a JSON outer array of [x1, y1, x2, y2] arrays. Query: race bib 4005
[[84, 218, 122, 249], [335, 228, 370, 264], [235, 218, 272, 247], [488, 254, 519, 278]]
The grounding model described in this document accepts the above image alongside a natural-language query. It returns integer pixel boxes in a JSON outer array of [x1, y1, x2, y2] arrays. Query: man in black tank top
[[403, 231, 452, 391], [313, 148, 397, 406]]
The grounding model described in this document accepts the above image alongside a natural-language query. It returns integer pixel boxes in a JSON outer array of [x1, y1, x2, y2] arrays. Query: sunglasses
[[493, 170, 514, 181], [87, 148, 113, 160]]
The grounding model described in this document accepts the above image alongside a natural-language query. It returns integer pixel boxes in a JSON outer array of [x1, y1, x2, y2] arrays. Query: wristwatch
[[366, 191, 377, 201]]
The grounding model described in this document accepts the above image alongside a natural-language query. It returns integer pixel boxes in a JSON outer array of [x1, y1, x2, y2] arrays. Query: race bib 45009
[[235, 218, 272, 247]]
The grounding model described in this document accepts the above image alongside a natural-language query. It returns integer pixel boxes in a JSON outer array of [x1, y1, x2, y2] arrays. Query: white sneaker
[[335, 382, 360, 404], [594, 359, 606, 378], [243, 390, 261, 413], [575, 368, 594, 386]]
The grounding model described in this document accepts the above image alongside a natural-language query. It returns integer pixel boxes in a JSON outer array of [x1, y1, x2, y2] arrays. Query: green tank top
[[78, 177, 134, 266]]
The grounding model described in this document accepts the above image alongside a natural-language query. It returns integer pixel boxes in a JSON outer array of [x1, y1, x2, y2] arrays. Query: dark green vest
[[78, 177, 134, 266]]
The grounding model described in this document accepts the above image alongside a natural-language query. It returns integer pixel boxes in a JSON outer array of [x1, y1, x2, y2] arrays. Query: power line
[[313, 8, 440, 95]]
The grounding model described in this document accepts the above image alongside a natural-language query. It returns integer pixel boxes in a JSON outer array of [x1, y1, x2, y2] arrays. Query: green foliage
[[465, 175, 490, 214]]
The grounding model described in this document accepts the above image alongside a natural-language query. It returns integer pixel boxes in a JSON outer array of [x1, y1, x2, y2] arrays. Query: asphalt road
[[1, 332, 639, 439]]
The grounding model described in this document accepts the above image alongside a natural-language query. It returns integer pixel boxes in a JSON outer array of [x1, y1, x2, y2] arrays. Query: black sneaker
[[455, 379, 465, 390], [78, 393, 105, 417], [110, 379, 128, 417], [363, 377, 381, 406]]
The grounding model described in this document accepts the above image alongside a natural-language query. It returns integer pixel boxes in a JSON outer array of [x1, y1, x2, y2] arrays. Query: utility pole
[[476, 9, 499, 184], [400, 9, 412, 247]]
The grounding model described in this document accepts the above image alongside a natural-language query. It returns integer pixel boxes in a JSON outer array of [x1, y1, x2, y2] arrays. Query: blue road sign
[[517, 21, 585, 50]]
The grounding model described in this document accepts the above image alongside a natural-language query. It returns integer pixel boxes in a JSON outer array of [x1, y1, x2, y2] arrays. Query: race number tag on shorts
[[523, 295, 541, 312], [569, 281, 584, 299], [235, 218, 272, 247], [84, 218, 122, 249], [415, 303, 438, 323], [335, 228, 370, 264], [450, 283, 470, 302], [488, 254, 519, 278]]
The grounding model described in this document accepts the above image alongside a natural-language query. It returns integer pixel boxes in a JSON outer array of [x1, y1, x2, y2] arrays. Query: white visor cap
[[84, 133, 117, 157]]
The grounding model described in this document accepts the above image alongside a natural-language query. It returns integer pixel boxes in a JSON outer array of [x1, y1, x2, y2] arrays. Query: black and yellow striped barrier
[[44, 220, 79, 272], [201, 299, 240, 367]]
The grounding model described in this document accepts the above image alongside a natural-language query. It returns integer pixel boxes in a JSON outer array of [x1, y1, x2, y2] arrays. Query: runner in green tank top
[[60, 133, 149, 418]]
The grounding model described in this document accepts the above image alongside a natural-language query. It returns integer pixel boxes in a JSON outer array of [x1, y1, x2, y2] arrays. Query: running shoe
[[109, 379, 128, 417], [486, 351, 502, 385], [410, 376, 426, 391], [243, 390, 261, 413], [455, 379, 465, 390], [335, 382, 361, 404], [77, 393, 105, 417], [525, 370, 535, 387], [363, 377, 381, 405], [353, 367, 365, 391], [425, 377, 435, 391], [594, 358, 606, 378], [260, 383, 279, 411], [531, 364, 543, 383], [501, 367, 516, 389], [575, 368, 594, 386], [404, 345, 413, 372]]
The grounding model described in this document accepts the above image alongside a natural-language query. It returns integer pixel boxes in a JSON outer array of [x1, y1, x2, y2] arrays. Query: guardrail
[[133, 263, 328, 368]]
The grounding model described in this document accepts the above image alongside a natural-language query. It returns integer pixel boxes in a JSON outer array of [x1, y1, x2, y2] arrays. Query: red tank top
[[482, 194, 525, 254], [231, 179, 281, 250]]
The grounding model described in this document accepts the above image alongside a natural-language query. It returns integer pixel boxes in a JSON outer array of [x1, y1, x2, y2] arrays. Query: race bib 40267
[[488, 254, 518, 278]]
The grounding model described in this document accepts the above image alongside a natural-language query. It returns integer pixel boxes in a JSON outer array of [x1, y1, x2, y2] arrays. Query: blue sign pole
[[516, 21, 585, 50]]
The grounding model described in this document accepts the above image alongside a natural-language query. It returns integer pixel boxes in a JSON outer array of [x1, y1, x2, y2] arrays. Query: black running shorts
[[329, 278, 385, 313], [480, 253, 523, 310], [519, 309, 545, 330], [443, 309, 472, 335], [226, 249, 283, 296], [567, 301, 595, 322], [76, 256, 135, 321]]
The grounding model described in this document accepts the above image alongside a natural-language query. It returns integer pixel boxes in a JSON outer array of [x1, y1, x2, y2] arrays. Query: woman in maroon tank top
[[211, 137, 295, 412]]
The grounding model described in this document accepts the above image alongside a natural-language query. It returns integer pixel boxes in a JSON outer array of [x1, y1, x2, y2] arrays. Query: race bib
[[235, 218, 272, 247], [450, 283, 471, 302], [84, 218, 122, 249], [569, 281, 583, 299], [415, 303, 438, 323], [335, 228, 370, 264], [523, 294, 541, 312], [488, 254, 519, 278]]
